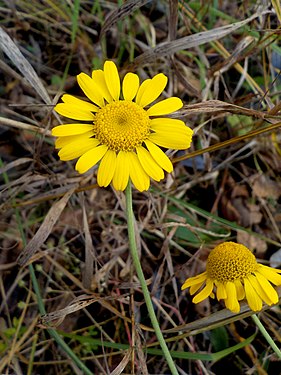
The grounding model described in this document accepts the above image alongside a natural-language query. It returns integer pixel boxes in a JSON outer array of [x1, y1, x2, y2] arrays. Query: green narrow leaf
[[60, 332, 256, 361]]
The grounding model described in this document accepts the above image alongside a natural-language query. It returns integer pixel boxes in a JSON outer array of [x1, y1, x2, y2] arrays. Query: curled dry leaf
[[180, 100, 271, 120], [17, 185, 78, 266]]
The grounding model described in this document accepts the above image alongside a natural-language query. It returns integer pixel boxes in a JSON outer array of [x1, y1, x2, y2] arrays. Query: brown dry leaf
[[232, 200, 262, 227], [131, 12, 269, 67], [135, 326, 149, 375], [41, 294, 100, 325], [220, 195, 241, 223], [231, 184, 249, 198], [211, 35, 256, 75], [41, 293, 134, 328], [220, 179, 262, 227], [237, 231, 267, 257], [251, 174, 281, 200], [17, 185, 78, 266], [110, 348, 132, 375], [0, 157, 33, 175], [180, 100, 271, 120], [56, 208, 83, 230], [220, 182, 246, 225], [82, 197, 95, 290], [0, 27, 51, 105], [246, 203, 263, 225], [100, 0, 150, 36], [168, 0, 178, 41]]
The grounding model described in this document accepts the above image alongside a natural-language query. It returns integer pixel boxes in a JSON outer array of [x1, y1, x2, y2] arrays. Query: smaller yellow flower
[[181, 242, 281, 313]]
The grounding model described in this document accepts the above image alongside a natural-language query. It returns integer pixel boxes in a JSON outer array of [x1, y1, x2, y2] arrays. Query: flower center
[[206, 242, 258, 282], [94, 100, 150, 151]]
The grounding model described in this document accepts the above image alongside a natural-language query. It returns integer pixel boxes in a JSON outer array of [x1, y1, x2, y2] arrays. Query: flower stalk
[[251, 314, 281, 360], [125, 180, 178, 375]]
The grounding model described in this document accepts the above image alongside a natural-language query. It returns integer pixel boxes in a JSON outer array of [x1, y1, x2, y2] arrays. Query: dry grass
[[0, 0, 281, 374]]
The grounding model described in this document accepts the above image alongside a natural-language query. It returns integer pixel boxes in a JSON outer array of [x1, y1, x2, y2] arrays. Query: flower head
[[181, 242, 281, 313], [52, 61, 193, 192]]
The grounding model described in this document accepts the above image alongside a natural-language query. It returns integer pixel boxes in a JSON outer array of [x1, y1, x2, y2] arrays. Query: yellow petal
[[61, 94, 99, 111], [59, 138, 100, 161], [104, 61, 120, 101], [127, 152, 150, 192], [52, 124, 94, 137], [77, 73, 105, 107], [138, 73, 167, 107], [97, 149, 117, 187], [247, 274, 271, 305], [258, 264, 281, 285], [151, 118, 187, 130], [147, 97, 183, 116], [135, 79, 151, 104], [224, 282, 240, 313], [150, 118, 193, 150], [136, 146, 164, 182], [149, 135, 192, 152], [181, 272, 207, 290], [244, 277, 262, 311], [255, 272, 279, 305], [75, 145, 108, 174], [92, 69, 113, 103], [55, 131, 95, 148], [234, 279, 245, 301], [216, 282, 227, 300], [190, 282, 204, 295], [112, 151, 130, 191], [192, 279, 214, 304], [144, 140, 173, 172], [55, 103, 96, 121], [122, 72, 139, 101]]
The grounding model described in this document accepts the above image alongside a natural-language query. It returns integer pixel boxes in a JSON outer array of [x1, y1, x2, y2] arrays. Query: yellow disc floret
[[206, 242, 258, 282], [94, 100, 150, 151]]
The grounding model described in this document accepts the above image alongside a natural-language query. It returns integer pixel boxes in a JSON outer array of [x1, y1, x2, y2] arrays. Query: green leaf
[[60, 331, 256, 362], [210, 326, 229, 352]]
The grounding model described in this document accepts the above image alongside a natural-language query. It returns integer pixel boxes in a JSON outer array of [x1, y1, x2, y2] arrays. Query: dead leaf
[[0, 27, 51, 105], [17, 185, 78, 266], [100, 0, 150, 37], [237, 231, 267, 257], [110, 348, 132, 375], [41, 294, 99, 325], [270, 248, 281, 268], [82, 196, 96, 290], [131, 12, 270, 67], [251, 174, 281, 200]]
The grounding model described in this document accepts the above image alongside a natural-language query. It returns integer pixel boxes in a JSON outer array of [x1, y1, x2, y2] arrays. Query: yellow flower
[[181, 242, 281, 313], [52, 61, 193, 192]]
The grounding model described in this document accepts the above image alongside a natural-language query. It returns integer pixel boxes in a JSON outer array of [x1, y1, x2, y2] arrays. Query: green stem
[[252, 314, 281, 359], [125, 181, 179, 375]]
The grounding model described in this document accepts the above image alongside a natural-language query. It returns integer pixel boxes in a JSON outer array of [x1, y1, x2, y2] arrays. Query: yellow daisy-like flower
[[181, 242, 281, 313], [52, 61, 193, 192]]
